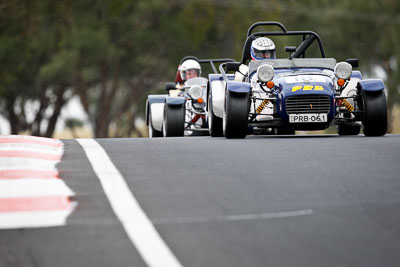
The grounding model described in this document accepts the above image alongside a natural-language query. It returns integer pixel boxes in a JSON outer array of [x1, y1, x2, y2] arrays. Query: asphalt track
[[1, 134, 400, 267]]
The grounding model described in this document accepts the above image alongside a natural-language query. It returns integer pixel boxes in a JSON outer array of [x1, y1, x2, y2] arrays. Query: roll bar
[[241, 30, 326, 63], [247, 21, 287, 37]]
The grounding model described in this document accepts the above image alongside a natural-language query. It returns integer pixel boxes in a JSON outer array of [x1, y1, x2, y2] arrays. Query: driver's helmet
[[250, 37, 276, 60], [180, 59, 201, 81]]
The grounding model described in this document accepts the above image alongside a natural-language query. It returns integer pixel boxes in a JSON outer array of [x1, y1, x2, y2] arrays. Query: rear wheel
[[361, 90, 387, 136], [148, 106, 163, 138], [208, 93, 223, 137], [223, 91, 249, 139], [163, 104, 185, 137]]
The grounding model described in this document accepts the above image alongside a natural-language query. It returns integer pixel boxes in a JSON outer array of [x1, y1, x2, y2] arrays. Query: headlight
[[189, 86, 203, 100], [335, 62, 352, 80], [257, 64, 274, 82]]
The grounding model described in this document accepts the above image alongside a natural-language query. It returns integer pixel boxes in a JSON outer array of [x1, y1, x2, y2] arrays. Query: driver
[[179, 59, 201, 82], [235, 37, 276, 81], [250, 37, 276, 60], [171, 59, 202, 96]]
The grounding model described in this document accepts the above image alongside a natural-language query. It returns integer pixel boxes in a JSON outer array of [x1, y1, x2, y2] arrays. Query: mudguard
[[358, 79, 385, 93], [226, 81, 251, 94], [208, 74, 235, 83], [208, 74, 224, 83], [208, 74, 235, 119], [165, 96, 186, 106], [209, 75, 225, 119], [148, 95, 168, 104], [351, 70, 362, 79], [146, 95, 167, 125]]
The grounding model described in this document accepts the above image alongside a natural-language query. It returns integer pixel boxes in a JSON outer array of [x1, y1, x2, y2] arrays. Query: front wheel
[[223, 91, 249, 139], [163, 104, 185, 137], [208, 93, 223, 137], [148, 105, 163, 138], [361, 90, 387, 136]]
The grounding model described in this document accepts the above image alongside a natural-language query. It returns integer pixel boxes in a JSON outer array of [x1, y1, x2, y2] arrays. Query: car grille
[[286, 95, 331, 114]]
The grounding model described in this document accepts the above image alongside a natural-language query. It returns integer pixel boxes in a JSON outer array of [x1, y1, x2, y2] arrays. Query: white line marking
[[77, 139, 183, 267], [152, 209, 313, 224], [0, 179, 75, 198]]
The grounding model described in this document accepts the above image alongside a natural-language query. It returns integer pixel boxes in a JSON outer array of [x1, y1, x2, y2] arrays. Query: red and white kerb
[[0, 135, 75, 229]]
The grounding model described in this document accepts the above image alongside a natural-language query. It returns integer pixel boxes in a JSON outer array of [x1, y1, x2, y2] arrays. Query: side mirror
[[285, 46, 297, 59], [226, 62, 241, 72], [346, 58, 359, 68], [285, 46, 296, 53], [165, 82, 176, 92]]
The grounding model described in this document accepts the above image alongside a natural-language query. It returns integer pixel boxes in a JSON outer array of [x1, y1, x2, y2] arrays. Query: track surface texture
[[1, 134, 400, 267]]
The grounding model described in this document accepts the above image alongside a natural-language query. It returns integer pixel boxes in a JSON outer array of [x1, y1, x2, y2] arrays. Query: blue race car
[[207, 21, 387, 138]]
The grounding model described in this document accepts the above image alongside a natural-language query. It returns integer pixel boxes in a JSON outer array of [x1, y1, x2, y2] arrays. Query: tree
[[0, 0, 75, 136], [1, 0, 398, 137]]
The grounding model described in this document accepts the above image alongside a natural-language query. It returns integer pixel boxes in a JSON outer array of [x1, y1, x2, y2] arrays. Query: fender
[[208, 74, 224, 99], [149, 103, 165, 132], [208, 73, 235, 82], [208, 74, 224, 83], [208, 74, 235, 119], [165, 96, 186, 106], [351, 70, 362, 79], [148, 94, 168, 104], [226, 81, 251, 94], [358, 79, 385, 93], [146, 95, 167, 125], [209, 78, 226, 119]]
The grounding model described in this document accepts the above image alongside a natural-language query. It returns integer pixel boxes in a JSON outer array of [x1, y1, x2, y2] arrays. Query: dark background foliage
[[0, 0, 399, 137]]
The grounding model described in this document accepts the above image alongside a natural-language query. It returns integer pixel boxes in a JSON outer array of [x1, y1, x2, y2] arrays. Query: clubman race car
[[207, 21, 387, 138], [146, 56, 234, 137]]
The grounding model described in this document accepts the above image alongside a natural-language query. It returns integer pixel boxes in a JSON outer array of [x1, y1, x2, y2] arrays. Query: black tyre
[[223, 90, 249, 139], [148, 106, 163, 138], [163, 104, 185, 137], [337, 123, 361, 135], [361, 90, 387, 136], [208, 93, 223, 137]]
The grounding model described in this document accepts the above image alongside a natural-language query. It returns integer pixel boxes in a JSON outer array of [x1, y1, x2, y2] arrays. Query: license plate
[[289, 113, 328, 123]]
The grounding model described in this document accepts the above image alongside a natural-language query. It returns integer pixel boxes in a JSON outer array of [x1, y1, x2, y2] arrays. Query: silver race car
[[146, 56, 234, 137]]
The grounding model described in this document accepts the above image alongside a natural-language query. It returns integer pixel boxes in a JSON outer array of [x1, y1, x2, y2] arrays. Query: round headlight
[[257, 64, 274, 82], [335, 62, 352, 80], [189, 86, 203, 100]]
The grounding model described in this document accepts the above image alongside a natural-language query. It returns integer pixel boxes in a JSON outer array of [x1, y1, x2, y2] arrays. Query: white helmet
[[180, 59, 201, 81], [251, 37, 276, 60]]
